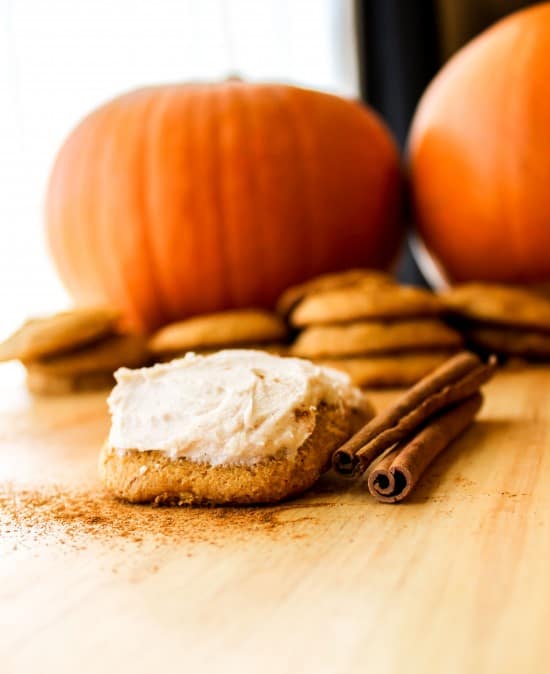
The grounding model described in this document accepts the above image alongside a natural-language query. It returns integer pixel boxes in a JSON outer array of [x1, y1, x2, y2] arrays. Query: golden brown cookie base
[[26, 368, 115, 395], [99, 402, 371, 505], [318, 352, 456, 388], [290, 319, 462, 358]]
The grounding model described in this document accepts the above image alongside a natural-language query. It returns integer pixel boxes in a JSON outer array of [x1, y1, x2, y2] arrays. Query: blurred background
[[0, 0, 535, 335]]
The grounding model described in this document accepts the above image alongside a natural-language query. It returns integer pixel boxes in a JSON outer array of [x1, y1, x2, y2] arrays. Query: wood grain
[[1, 361, 550, 674]]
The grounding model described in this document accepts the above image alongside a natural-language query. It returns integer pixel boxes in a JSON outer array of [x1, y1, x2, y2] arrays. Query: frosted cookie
[[149, 310, 287, 355], [0, 307, 119, 362], [99, 350, 374, 505], [290, 319, 462, 358], [276, 269, 394, 317], [290, 284, 444, 327], [316, 353, 454, 388], [441, 283, 550, 331]]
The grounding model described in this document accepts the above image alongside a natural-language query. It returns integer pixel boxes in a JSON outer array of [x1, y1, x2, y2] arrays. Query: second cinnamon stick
[[367, 393, 483, 503]]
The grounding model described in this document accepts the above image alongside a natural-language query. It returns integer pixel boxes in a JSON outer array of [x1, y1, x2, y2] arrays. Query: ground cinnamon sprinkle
[[0, 483, 330, 550]]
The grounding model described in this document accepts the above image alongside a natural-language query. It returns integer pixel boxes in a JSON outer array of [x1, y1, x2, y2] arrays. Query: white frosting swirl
[[107, 349, 366, 466]]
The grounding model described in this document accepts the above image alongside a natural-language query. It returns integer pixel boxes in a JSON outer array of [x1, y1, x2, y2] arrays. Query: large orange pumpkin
[[409, 3, 550, 284], [47, 81, 402, 332]]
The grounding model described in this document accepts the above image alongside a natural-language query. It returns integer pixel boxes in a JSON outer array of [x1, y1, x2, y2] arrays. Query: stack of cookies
[[148, 309, 288, 361], [280, 270, 463, 388], [0, 308, 149, 394], [441, 282, 550, 361]]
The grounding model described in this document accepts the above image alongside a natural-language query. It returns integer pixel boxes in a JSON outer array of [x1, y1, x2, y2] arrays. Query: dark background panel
[[354, 0, 534, 285]]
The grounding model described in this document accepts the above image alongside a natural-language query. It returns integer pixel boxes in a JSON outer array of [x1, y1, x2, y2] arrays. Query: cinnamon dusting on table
[[0, 483, 327, 550]]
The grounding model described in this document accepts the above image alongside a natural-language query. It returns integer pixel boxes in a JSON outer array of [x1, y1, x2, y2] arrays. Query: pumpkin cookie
[[317, 352, 455, 388], [276, 269, 394, 317], [148, 309, 287, 355], [99, 401, 369, 505], [25, 334, 149, 395], [100, 350, 373, 504], [441, 283, 550, 331], [0, 307, 119, 362], [465, 326, 550, 359], [26, 334, 149, 376], [290, 319, 462, 358], [290, 284, 444, 327]]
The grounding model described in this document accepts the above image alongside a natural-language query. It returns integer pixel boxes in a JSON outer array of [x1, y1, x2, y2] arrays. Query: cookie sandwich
[[284, 271, 462, 388], [99, 349, 374, 505], [0, 307, 149, 394], [441, 282, 550, 361]]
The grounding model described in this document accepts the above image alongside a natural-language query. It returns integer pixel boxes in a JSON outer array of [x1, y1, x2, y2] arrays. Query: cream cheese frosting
[[107, 349, 367, 466]]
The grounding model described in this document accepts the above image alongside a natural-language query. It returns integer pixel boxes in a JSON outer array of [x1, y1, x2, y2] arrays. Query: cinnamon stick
[[332, 352, 496, 476], [367, 393, 482, 503]]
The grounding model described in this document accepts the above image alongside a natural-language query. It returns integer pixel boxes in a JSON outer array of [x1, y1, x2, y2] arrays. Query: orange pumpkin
[[409, 3, 550, 284], [47, 81, 402, 332]]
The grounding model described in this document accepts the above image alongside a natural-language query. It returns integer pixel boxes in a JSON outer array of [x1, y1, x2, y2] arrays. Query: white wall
[[0, 0, 358, 336]]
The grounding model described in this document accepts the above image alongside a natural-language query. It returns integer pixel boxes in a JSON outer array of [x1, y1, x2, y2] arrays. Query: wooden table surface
[[1, 361, 549, 674]]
